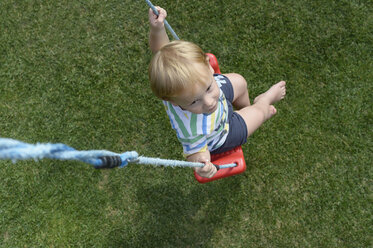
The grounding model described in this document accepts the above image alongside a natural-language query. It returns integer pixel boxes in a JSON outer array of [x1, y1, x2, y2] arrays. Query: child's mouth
[[208, 104, 217, 113]]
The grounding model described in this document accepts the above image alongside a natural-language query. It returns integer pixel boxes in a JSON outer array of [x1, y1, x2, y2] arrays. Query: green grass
[[0, 0, 372, 247]]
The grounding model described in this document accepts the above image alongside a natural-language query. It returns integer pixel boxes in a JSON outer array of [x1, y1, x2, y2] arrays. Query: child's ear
[[205, 55, 210, 63], [205, 55, 214, 74]]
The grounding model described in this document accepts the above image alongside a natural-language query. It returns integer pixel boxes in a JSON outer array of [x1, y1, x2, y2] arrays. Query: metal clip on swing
[[98, 156, 122, 169], [96, 154, 139, 169]]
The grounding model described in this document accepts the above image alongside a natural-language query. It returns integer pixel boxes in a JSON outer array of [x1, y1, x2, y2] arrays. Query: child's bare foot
[[254, 81, 286, 105]]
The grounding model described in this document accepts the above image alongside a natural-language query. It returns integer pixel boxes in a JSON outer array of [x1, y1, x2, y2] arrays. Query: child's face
[[170, 64, 220, 114]]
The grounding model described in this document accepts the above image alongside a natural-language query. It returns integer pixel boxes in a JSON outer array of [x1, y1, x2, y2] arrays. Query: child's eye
[[206, 85, 211, 92], [190, 100, 197, 105]]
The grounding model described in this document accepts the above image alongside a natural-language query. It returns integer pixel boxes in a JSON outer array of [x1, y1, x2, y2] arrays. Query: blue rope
[[145, 0, 180, 40], [0, 138, 236, 169]]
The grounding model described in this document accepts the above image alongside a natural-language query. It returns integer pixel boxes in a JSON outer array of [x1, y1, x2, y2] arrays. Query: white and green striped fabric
[[163, 75, 230, 155]]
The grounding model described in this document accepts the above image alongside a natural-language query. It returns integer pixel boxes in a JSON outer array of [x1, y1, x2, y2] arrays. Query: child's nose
[[204, 96, 214, 107]]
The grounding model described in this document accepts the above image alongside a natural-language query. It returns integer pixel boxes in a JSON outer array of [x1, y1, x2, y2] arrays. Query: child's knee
[[227, 73, 250, 108], [232, 73, 247, 89], [226, 73, 248, 96]]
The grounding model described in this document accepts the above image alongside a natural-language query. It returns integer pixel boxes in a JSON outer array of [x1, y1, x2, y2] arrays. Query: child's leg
[[236, 81, 286, 136], [224, 73, 251, 109]]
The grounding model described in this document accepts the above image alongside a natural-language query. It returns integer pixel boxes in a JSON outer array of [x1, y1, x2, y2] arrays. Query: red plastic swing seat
[[193, 53, 246, 183], [194, 146, 246, 183]]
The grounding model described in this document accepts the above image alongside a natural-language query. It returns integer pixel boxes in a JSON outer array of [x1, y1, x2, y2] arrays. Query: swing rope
[[0, 138, 236, 169], [145, 0, 180, 40]]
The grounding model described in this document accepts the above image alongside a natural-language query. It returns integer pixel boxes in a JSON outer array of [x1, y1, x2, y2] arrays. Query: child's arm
[[148, 6, 170, 53], [187, 150, 217, 178]]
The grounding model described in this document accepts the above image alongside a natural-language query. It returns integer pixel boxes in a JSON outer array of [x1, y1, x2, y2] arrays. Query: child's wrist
[[150, 26, 165, 33], [150, 29, 166, 39]]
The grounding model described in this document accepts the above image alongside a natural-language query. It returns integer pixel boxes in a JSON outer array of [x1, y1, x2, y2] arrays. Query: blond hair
[[149, 40, 209, 101]]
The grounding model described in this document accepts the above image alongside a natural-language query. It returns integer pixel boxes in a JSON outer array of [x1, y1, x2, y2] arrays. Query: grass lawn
[[0, 0, 372, 247]]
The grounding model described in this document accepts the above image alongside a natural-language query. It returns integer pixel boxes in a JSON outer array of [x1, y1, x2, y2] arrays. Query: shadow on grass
[[108, 174, 244, 248]]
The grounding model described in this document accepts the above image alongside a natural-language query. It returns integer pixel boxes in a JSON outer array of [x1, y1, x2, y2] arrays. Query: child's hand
[[148, 6, 167, 30], [195, 160, 218, 178]]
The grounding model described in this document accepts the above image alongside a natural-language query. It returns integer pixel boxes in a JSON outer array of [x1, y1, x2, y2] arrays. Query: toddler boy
[[148, 7, 286, 178]]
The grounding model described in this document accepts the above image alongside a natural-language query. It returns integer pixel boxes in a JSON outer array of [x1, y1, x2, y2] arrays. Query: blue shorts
[[211, 74, 248, 154]]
